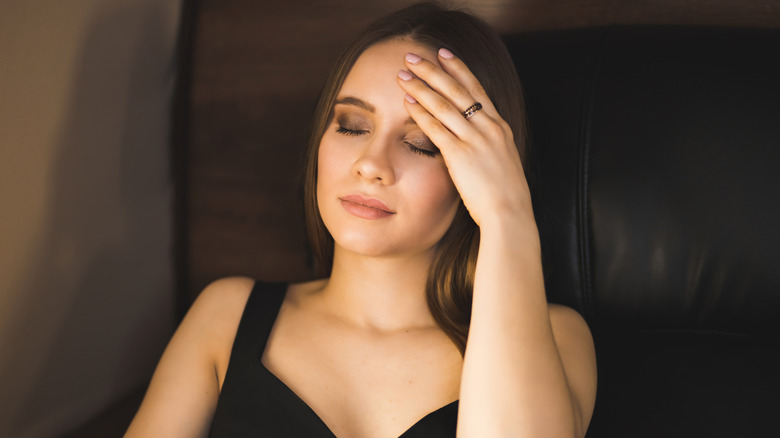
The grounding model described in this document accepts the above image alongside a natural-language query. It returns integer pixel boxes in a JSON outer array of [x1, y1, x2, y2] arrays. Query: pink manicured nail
[[404, 94, 417, 103], [398, 70, 413, 81], [439, 48, 454, 59], [405, 52, 422, 64]]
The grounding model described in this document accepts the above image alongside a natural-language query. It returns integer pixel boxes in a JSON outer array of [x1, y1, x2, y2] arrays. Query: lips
[[339, 194, 395, 219]]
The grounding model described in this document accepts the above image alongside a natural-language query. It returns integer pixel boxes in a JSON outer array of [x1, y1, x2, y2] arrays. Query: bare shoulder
[[546, 303, 595, 369], [547, 303, 598, 428], [201, 276, 326, 341], [193, 276, 255, 325], [193, 276, 256, 381], [193, 275, 256, 316], [125, 276, 256, 437], [547, 303, 591, 337], [546, 304, 596, 380], [184, 277, 256, 353]]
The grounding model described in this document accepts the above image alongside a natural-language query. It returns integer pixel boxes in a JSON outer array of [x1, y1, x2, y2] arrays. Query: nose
[[351, 137, 396, 185]]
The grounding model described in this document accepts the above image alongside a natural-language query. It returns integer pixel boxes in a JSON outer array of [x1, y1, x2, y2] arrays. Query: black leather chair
[[505, 27, 780, 437]]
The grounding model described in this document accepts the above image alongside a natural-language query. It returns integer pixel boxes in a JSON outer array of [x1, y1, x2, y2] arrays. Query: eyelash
[[336, 127, 367, 136], [336, 125, 437, 158], [405, 142, 437, 158]]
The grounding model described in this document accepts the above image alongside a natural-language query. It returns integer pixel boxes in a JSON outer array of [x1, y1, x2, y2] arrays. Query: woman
[[127, 2, 597, 437]]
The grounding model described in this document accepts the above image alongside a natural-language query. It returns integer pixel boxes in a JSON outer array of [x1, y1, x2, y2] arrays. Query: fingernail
[[439, 48, 454, 59], [397, 70, 413, 81], [404, 94, 417, 103], [405, 52, 422, 64]]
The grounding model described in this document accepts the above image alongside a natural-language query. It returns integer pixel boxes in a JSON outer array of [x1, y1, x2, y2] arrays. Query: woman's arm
[[398, 49, 596, 437], [125, 276, 253, 438], [460, 216, 596, 437]]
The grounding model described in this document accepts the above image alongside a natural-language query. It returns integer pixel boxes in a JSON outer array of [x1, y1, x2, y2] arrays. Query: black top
[[209, 281, 459, 437]]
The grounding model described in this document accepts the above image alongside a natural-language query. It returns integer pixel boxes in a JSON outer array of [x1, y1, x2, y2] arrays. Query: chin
[[330, 228, 438, 260], [332, 228, 399, 257]]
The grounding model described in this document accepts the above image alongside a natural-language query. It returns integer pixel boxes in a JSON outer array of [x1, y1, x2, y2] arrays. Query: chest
[[261, 307, 462, 437]]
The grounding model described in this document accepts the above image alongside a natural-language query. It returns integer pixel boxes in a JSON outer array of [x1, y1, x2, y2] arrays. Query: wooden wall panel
[[185, 0, 780, 302]]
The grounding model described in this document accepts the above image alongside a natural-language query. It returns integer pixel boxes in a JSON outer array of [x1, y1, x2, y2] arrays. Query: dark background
[[180, 0, 780, 306]]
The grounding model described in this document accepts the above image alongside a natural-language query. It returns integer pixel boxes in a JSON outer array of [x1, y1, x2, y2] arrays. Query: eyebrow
[[335, 96, 375, 113], [334, 95, 417, 126]]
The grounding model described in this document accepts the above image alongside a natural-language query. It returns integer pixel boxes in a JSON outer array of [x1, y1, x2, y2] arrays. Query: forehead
[[339, 39, 439, 96]]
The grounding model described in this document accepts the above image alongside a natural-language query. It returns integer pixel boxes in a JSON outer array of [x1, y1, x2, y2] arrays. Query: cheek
[[317, 137, 344, 190], [411, 167, 460, 220]]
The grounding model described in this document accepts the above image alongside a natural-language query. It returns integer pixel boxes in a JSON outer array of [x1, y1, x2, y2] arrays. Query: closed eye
[[336, 126, 368, 136], [405, 141, 438, 158]]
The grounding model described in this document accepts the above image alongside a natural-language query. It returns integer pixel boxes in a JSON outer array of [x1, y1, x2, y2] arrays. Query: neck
[[317, 245, 437, 332]]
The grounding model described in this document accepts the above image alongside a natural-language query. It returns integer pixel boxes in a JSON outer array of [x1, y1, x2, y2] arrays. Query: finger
[[436, 48, 500, 118], [402, 95, 464, 156], [396, 69, 474, 140], [402, 52, 483, 121]]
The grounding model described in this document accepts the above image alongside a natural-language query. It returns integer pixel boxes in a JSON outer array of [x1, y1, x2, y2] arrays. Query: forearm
[[457, 214, 579, 438]]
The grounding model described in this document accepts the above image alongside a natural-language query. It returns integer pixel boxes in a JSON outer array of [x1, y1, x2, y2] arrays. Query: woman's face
[[317, 39, 460, 260]]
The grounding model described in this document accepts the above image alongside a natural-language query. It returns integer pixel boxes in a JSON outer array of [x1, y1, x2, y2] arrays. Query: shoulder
[[125, 276, 257, 437], [546, 303, 596, 379], [546, 303, 595, 368], [185, 276, 256, 347], [547, 303, 598, 427], [193, 275, 256, 312], [190, 276, 257, 381], [547, 303, 591, 337]]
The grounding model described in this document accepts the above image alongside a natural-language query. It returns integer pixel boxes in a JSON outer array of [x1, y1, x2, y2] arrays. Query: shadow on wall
[[0, 1, 177, 436]]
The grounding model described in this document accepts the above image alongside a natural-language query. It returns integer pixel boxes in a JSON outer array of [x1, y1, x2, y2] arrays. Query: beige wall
[[0, 0, 181, 436]]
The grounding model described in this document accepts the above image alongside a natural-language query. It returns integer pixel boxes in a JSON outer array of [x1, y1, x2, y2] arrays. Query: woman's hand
[[396, 48, 531, 227], [399, 49, 597, 438]]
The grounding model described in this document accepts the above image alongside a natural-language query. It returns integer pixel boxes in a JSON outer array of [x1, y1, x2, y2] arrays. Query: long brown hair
[[303, 2, 528, 354]]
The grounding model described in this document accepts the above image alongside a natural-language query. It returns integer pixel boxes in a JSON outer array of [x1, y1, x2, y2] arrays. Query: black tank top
[[209, 281, 459, 437]]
